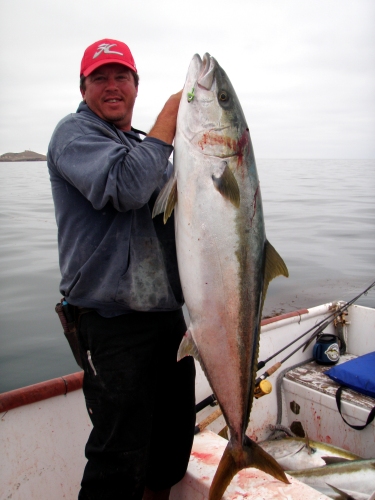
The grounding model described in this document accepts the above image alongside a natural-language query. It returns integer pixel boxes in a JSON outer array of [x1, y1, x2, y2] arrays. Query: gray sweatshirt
[[47, 102, 183, 316]]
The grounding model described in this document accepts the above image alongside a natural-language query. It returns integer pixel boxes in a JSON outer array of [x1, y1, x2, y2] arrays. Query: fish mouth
[[197, 53, 216, 91], [189, 53, 216, 92]]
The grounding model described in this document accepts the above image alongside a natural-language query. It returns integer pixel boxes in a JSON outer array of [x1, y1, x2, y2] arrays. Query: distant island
[[0, 150, 47, 162]]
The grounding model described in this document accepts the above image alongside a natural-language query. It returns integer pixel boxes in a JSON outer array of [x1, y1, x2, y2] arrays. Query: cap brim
[[82, 59, 137, 77]]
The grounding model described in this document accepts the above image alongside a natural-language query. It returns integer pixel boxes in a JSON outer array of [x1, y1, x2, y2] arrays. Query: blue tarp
[[325, 351, 375, 399]]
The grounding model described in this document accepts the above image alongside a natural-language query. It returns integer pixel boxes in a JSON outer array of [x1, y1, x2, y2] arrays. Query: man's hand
[[148, 91, 182, 145]]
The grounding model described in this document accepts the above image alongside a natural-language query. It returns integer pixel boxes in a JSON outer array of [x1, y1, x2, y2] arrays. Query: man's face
[[81, 63, 138, 131]]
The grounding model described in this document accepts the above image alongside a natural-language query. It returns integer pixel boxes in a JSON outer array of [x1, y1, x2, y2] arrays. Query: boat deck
[[284, 354, 375, 412], [171, 430, 330, 500]]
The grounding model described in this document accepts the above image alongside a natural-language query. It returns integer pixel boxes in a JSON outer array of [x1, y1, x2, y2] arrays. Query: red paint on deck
[[0, 371, 83, 412]]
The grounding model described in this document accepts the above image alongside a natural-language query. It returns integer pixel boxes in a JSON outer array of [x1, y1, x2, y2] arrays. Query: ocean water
[[0, 160, 374, 393]]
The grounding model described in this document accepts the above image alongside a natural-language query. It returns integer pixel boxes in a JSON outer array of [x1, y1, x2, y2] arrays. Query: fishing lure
[[187, 87, 195, 102]]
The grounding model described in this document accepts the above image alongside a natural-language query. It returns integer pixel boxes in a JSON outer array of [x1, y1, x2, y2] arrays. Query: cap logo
[[93, 43, 124, 59]]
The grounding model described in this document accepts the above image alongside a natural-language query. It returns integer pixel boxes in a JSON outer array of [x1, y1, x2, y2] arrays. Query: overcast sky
[[0, 0, 374, 159]]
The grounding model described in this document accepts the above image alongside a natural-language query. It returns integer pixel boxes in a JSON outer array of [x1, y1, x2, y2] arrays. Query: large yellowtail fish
[[259, 436, 361, 471], [153, 53, 289, 499]]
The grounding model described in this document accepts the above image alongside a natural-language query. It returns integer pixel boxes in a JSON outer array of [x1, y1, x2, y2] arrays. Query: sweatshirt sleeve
[[49, 116, 173, 212]]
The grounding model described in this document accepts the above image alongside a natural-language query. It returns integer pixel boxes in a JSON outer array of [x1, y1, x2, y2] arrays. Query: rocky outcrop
[[0, 150, 47, 162]]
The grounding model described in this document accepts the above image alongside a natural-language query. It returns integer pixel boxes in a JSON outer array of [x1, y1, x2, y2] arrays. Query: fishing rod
[[254, 280, 375, 386], [255, 333, 315, 387], [258, 279, 375, 370], [195, 280, 375, 414], [302, 279, 375, 351]]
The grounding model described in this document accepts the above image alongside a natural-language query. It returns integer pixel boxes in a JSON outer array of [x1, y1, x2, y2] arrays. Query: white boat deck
[[285, 355, 375, 412], [171, 430, 329, 500]]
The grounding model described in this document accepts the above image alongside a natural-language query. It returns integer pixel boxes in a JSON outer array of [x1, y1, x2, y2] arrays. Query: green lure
[[187, 88, 195, 102]]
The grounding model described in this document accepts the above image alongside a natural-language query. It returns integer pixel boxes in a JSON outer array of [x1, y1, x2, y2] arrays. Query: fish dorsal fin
[[212, 163, 240, 208], [262, 240, 289, 314], [152, 176, 177, 224]]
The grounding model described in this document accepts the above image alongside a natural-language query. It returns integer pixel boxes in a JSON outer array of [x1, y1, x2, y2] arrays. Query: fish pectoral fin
[[209, 436, 289, 500], [322, 456, 351, 465], [151, 176, 177, 224], [212, 163, 240, 208], [177, 329, 201, 362]]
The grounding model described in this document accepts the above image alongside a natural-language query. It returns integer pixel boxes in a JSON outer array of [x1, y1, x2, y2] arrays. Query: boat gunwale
[[0, 371, 83, 413], [0, 304, 347, 413]]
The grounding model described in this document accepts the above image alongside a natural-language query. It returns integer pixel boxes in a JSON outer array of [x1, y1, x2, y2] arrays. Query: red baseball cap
[[80, 39, 137, 77]]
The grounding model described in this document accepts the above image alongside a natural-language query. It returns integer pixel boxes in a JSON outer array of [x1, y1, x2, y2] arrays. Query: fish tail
[[209, 435, 290, 500]]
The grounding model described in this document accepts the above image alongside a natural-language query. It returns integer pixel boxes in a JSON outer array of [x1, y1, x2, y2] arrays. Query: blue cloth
[[47, 102, 183, 316], [325, 351, 375, 398]]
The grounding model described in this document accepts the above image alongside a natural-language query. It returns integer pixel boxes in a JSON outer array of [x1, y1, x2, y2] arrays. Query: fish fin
[[322, 456, 351, 465], [261, 240, 289, 314], [218, 426, 229, 440], [209, 436, 290, 500], [152, 176, 177, 224], [212, 163, 240, 208], [177, 330, 201, 362], [177, 330, 213, 386], [326, 483, 356, 500]]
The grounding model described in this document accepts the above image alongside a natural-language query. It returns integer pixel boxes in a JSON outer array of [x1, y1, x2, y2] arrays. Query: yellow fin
[[151, 176, 177, 223], [212, 163, 240, 208], [177, 330, 200, 362], [209, 436, 290, 500], [261, 240, 289, 314], [177, 330, 212, 384]]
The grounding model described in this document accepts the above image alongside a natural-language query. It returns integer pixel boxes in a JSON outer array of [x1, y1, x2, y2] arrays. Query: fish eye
[[218, 90, 229, 102]]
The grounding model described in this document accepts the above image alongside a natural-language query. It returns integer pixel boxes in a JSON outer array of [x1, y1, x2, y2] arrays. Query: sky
[[0, 0, 374, 159]]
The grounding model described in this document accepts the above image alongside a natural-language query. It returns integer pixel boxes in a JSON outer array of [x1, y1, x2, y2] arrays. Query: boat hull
[[1, 303, 374, 499]]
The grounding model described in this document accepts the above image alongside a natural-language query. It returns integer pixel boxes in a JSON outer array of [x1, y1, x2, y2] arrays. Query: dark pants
[[77, 309, 196, 500]]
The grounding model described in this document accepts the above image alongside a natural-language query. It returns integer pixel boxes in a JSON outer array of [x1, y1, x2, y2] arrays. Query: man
[[48, 39, 196, 500]]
